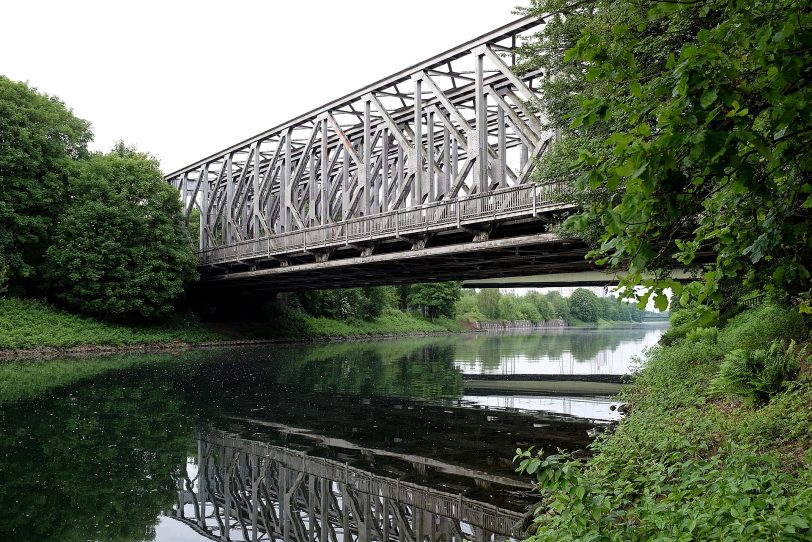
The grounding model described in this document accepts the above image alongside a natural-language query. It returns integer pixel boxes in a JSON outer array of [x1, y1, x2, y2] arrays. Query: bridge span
[[168, 15, 596, 290]]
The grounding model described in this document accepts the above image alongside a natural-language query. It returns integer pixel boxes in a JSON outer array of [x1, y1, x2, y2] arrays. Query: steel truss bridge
[[167, 15, 597, 291], [170, 431, 524, 542]]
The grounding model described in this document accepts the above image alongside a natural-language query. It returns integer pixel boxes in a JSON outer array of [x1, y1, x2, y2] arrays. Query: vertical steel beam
[[397, 145, 405, 203], [427, 110, 435, 201], [282, 129, 292, 231], [200, 165, 209, 251], [363, 99, 372, 216], [342, 148, 349, 220], [497, 103, 506, 188], [474, 48, 489, 194], [442, 126, 450, 198], [225, 152, 234, 244], [252, 143, 260, 238], [381, 128, 389, 212], [309, 152, 317, 224], [321, 118, 329, 225], [413, 75, 423, 204]]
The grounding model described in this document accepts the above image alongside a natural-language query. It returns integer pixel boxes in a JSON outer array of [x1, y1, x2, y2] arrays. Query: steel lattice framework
[[167, 15, 582, 287], [170, 431, 523, 542]]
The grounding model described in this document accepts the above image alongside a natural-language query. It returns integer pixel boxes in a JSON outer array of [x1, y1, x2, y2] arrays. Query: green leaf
[[654, 292, 668, 311], [700, 89, 718, 108]]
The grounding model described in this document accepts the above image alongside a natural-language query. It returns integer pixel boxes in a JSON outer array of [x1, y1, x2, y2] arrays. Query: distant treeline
[[282, 283, 462, 322], [456, 288, 654, 325], [283, 284, 656, 325]]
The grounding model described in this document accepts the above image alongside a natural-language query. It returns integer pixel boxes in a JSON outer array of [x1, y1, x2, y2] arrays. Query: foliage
[[516, 445, 812, 541], [0, 361, 197, 541], [476, 288, 502, 319], [516, 302, 812, 540], [465, 288, 649, 323], [0, 295, 467, 352], [231, 305, 463, 341], [568, 288, 600, 322], [0, 297, 223, 350], [407, 282, 462, 320], [43, 143, 198, 321], [0, 76, 92, 294], [520, 0, 812, 313], [712, 339, 804, 404], [293, 286, 393, 321]]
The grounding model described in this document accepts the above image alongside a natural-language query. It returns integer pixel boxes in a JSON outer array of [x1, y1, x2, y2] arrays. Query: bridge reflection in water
[[172, 431, 524, 542]]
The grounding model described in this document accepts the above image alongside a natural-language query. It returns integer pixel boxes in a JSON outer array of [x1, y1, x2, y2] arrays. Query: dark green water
[[0, 325, 666, 541]]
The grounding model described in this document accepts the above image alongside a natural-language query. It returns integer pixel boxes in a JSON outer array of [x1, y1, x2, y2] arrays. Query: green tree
[[0, 76, 92, 294], [546, 291, 571, 322], [521, 0, 812, 313], [517, 300, 542, 322], [498, 294, 522, 320], [44, 143, 197, 320], [407, 282, 462, 320], [568, 288, 600, 322], [295, 286, 393, 320], [526, 291, 555, 321], [477, 288, 502, 319], [358, 286, 390, 319]]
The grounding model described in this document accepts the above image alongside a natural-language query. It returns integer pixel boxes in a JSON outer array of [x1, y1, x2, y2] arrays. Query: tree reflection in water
[[0, 331, 652, 541]]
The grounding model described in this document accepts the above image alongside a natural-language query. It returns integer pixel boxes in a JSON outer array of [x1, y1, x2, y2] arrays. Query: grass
[[0, 298, 224, 349], [0, 298, 463, 351], [519, 301, 812, 541]]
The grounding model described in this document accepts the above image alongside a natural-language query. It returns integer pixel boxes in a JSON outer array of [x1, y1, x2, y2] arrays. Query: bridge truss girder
[[167, 16, 554, 263], [170, 431, 523, 542]]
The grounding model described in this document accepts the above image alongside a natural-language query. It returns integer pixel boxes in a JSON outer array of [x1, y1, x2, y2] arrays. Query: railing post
[[456, 199, 461, 228], [532, 184, 537, 216], [395, 209, 399, 237]]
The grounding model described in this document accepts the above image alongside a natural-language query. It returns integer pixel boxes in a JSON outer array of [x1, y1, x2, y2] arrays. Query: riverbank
[[0, 298, 464, 360], [519, 302, 812, 540]]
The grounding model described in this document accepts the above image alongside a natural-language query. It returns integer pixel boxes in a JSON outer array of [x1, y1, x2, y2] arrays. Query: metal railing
[[198, 181, 572, 266]]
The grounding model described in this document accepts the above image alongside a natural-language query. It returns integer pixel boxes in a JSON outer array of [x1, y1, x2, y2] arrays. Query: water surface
[[0, 324, 666, 541]]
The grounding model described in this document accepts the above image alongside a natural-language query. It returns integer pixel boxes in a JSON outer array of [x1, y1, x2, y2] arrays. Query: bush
[[712, 340, 804, 404], [44, 144, 198, 321]]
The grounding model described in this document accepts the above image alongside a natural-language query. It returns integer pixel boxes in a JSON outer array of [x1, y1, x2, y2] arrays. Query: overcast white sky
[[2, 0, 522, 174]]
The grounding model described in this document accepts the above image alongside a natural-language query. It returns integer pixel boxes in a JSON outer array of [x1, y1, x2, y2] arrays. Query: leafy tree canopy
[[521, 0, 812, 313], [0, 76, 92, 294], [408, 282, 462, 320], [44, 143, 197, 321], [568, 288, 600, 322]]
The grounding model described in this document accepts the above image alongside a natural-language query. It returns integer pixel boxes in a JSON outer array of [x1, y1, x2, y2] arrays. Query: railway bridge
[[168, 15, 596, 291]]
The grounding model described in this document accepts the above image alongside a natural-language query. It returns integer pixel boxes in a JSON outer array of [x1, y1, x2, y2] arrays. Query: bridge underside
[[198, 210, 594, 292]]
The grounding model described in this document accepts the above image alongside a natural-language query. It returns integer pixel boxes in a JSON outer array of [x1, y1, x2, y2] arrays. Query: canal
[[0, 324, 666, 541]]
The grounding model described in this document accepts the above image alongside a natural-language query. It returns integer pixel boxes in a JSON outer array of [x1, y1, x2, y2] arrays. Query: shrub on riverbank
[[518, 302, 812, 540]]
